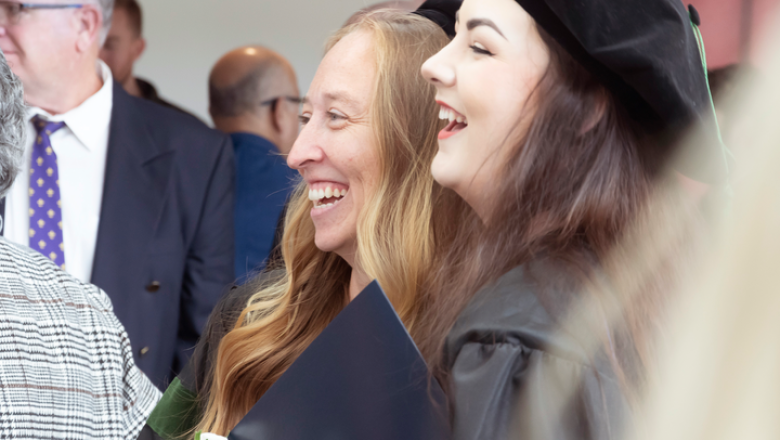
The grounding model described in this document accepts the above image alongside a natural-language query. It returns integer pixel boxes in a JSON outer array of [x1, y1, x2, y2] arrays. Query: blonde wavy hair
[[196, 11, 452, 435]]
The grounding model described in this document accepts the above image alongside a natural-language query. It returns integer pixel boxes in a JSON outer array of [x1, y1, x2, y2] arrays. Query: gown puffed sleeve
[[444, 266, 629, 440]]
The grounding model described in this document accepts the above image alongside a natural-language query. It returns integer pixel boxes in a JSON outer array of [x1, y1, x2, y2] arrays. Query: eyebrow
[[466, 18, 507, 39]]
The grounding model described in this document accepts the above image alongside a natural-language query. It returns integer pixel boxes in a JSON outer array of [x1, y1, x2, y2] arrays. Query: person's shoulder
[[446, 260, 587, 363], [452, 265, 551, 335], [0, 237, 115, 314], [114, 86, 228, 148]]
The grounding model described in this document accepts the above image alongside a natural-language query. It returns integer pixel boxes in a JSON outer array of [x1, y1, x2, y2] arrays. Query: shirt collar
[[28, 60, 114, 153]]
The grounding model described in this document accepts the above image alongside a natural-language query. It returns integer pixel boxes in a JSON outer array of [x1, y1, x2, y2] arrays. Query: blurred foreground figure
[[0, 49, 160, 440], [99, 0, 197, 117], [629, 20, 780, 440], [0, 0, 235, 388], [209, 46, 299, 278], [708, 64, 756, 158]]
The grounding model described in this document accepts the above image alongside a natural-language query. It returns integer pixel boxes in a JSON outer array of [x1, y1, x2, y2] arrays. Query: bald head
[[209, 46, 298, 118], [209, 46, 300, 154]]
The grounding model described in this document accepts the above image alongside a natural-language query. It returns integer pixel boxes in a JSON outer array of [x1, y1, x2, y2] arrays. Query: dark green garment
[[444, 263, 630, 440], [144, 378, 199, 439]]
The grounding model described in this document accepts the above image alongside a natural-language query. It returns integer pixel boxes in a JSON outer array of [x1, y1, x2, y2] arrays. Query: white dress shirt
[[5, 61, 114, 283]]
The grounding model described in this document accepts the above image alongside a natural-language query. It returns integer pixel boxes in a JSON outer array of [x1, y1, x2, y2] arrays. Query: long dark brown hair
[[417, 27, 682, 398]]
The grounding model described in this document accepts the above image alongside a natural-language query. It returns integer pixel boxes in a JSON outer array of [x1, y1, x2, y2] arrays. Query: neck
[[122, 75, 142, 98], [212, 116, 280, 150], [27, 62, 103, 115], [348, 266, 372, 302]]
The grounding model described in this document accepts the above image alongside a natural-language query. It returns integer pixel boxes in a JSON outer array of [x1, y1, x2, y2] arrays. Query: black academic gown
[[444, 263, 629, 440]]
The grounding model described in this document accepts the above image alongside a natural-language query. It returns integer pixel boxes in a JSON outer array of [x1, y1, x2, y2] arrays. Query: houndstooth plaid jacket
[[0, 237, 161, 439]]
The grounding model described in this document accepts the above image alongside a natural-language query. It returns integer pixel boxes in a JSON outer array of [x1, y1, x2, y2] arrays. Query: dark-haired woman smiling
[[415, 0, 726, 438]]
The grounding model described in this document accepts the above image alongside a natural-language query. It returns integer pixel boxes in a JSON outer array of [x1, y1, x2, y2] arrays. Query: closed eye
[[470, 44, 494, 56]]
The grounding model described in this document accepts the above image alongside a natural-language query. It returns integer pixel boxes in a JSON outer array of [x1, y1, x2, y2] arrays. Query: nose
[[287, 121, 325, 171], [421, 42, 456, 88]]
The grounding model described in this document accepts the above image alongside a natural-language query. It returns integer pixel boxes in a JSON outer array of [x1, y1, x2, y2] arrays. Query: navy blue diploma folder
[[229, 281, 451, 440]]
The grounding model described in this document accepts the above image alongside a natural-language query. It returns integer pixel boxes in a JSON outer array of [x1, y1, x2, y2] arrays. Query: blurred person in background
[[99, 0, 197, 118], [416, 0, 727, 438], [0, 0, 235, 389], [209, 46, 299, 279], [0, 48, 160, 440], [140, 11, 459, 439]]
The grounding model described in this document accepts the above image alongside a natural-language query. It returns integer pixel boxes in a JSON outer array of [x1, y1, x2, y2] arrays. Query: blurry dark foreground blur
[[519, 7, 780, 440]]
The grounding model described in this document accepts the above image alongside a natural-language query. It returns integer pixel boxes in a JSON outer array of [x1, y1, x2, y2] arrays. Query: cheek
[[465, 67, 529, 135], [339, 130, 381, 194]]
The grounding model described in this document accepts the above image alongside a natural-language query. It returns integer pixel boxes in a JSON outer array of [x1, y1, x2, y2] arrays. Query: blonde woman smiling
[[139, 11, 459, 439]]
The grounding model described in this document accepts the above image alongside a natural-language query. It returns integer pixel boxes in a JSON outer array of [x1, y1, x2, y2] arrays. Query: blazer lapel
[[91, 83, 175, 287]]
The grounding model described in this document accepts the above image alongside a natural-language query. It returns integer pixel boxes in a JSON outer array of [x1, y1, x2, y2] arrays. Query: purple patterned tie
[[29, 115, 66, 270]]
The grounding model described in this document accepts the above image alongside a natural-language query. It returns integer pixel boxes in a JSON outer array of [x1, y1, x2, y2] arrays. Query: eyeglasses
[[0, 2, 84, 26], [260, 96, 304, 111]]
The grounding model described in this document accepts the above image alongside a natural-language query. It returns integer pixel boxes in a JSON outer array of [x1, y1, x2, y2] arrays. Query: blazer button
[[146, 281, 161, 293], [140, 347, 150, 357]]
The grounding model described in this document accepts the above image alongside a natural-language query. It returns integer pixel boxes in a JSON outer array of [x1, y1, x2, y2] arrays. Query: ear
[[131, 38, 147, 62], [74, 5, 103, 53], [271, 103, 285, 134]]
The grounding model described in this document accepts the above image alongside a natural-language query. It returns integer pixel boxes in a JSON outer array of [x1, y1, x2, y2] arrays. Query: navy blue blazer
[[232, 133, 296, 280], [89, 83, 235, 388]]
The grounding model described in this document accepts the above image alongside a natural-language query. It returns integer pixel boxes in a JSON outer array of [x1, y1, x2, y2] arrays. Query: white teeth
[[307, 186, 349, 208], [439, 106, 467, 125]]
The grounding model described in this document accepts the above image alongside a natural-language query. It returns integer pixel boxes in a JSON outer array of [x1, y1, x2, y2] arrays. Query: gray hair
[[0, 50, 28, 199], [94, 0, 115, 45]]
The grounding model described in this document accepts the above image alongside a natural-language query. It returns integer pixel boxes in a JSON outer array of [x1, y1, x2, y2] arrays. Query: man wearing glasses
[[0, 0, 235, 391], [209, 46, 300, 280]]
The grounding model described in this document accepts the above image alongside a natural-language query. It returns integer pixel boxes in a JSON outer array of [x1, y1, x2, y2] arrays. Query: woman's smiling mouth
[[438, 103, 468, 140], [308, 183, 350, 209]]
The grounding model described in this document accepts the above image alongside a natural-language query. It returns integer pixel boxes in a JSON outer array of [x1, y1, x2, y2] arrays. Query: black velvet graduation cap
[[415, 0, 729, 183]]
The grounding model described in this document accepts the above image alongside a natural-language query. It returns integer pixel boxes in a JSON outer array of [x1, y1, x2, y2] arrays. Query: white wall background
[[134, 0, 381, 123]]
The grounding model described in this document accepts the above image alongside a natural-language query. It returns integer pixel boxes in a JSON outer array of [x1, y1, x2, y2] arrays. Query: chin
[[431, 156, 460, 191], [313, 235, 337, 253]]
